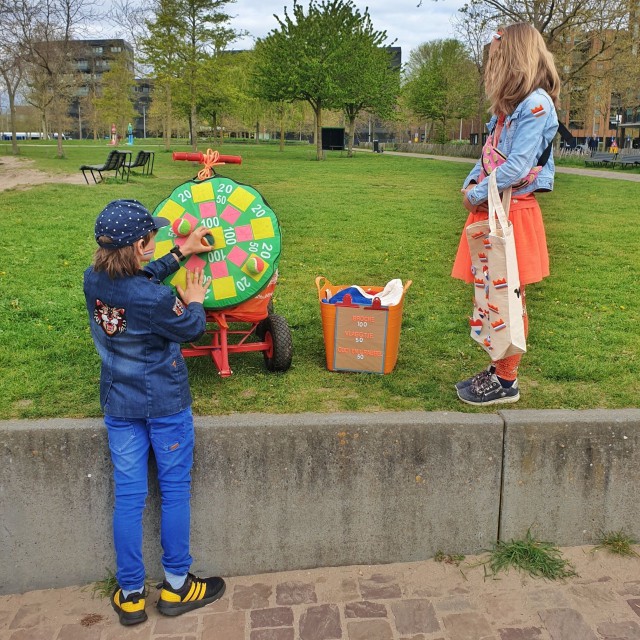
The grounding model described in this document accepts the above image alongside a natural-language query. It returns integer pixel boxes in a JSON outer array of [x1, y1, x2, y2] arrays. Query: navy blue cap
[[95, 199, 169, 248]]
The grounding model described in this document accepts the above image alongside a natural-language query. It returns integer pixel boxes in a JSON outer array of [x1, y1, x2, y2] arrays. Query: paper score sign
[[333, 307, 388, 373]]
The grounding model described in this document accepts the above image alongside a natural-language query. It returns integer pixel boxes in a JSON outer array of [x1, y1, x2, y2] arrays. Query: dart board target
[[151, 175, 281, 310]]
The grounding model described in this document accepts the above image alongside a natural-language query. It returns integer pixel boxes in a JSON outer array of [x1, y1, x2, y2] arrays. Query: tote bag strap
[[487, 170, 512, 234]]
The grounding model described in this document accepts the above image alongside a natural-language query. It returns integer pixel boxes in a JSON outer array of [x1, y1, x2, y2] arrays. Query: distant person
[[84, 200, 226, 626], [451, 23, 560, 405]]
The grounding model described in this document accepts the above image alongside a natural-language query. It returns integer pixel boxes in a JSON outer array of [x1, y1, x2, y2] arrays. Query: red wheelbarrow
[[152, 149, 293, 377], [181, 272, 292, 377]]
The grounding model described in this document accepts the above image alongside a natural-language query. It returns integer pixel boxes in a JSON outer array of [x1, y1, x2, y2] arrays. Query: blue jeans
[[105, 408, 194, 591]]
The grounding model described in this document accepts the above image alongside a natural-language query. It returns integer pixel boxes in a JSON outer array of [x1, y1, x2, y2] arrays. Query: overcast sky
[[230, 0, 468, 60]]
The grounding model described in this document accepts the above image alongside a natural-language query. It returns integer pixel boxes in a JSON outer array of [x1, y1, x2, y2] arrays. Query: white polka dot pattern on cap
[[95, 199, 170, 248]]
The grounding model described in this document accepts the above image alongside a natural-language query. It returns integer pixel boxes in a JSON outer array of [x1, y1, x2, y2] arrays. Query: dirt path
[[0, 155, 88, 191]]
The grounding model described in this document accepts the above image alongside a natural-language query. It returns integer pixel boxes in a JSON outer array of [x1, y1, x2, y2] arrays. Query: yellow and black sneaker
[[157, 573, 226, 617], [110, 587, 147, 626]]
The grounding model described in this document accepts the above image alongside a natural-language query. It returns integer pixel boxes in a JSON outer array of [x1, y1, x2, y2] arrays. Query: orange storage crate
[[315, 276, 411, 374]]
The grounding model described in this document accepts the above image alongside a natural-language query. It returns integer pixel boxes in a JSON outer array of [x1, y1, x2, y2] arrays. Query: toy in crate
[[316, 276, 411, 374], [151, 149, 292, 377]]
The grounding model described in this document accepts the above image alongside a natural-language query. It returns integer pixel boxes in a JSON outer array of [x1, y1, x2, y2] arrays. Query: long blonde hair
[[485, 23, 560, 116]]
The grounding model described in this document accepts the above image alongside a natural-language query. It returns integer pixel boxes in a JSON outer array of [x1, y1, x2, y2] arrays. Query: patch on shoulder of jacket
[[94, 299, 127, 336], [531, 104, 546, 117], [173, 298, 185, 316]]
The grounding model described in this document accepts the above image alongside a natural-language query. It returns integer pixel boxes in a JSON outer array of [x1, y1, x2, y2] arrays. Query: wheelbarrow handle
[[172, 152, 242, 164]]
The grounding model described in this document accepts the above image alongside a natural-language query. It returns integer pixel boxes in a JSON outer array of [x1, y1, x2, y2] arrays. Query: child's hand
[[176, 269, 211, 305], [181, 226, 213, 256], [461, 186, 478, 213]]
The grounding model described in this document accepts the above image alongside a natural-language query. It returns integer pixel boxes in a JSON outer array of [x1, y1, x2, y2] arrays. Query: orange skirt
[[451, 194, 549, 285]]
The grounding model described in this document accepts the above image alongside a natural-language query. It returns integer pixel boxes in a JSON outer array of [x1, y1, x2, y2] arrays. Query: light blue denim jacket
[[84, 253, 206, 419], [463, 88, 559, 205]]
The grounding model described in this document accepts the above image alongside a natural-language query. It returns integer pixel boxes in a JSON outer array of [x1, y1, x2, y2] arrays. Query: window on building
[[92, 46, 103, 54], [111, 46, 122, 53]]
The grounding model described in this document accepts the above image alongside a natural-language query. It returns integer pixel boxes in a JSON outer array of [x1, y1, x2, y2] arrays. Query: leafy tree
[[451, 6, 491, 140], [450, 0, 636, 133], [140, 0, 184, 149], [339, 40, 400, 156], [0, 31, 24, 155], [15, 0, 94, 157], [404, 39, 477, 143], [253, 0, 395, 160], [95, 54, 137, 137], [141, 0, 240, 150]]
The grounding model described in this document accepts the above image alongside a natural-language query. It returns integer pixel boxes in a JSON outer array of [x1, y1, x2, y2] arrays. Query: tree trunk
[[56, 128, 64, 158], [8, 90, 19, 156], [190, 102, 198, 151], [255, 120, 260, 143], [279, 115, 285, 152], [1, 70, 20, 155], [314, 101, 323, 161], [164, 86, 172, 150], [346, 112, 356, 158]]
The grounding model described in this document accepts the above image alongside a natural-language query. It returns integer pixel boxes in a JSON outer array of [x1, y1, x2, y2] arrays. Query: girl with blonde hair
[[452, 23, 560, 405]]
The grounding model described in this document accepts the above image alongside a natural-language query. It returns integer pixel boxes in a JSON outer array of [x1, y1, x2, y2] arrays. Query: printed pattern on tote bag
[[465, 172, 526, 361]]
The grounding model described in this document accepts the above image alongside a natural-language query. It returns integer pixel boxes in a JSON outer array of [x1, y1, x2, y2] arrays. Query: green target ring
[[151, 175, 281, 310]]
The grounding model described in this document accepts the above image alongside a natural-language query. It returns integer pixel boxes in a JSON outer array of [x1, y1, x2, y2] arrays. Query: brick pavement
[[2, 546, 640, 639]]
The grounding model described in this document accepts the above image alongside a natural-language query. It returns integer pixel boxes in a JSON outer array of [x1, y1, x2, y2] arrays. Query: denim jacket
[[84, 253, 206, 418], [463, 88, 559, 206]]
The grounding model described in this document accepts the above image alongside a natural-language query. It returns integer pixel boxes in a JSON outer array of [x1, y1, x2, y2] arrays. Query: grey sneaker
[[455, 367, 494, 391], [457, 373, 519, 406]]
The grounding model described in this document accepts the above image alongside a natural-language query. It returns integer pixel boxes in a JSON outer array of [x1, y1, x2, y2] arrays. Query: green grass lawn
[[0, 140, 638, 418]]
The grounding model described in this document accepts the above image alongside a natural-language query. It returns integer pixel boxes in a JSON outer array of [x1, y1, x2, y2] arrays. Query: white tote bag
[[465, 171, 526, 361]]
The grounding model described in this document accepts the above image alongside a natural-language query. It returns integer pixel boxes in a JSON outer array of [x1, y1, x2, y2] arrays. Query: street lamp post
[[143, 105, 146, 139]]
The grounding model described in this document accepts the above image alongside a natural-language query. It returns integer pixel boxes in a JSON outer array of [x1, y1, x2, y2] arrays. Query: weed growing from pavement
[[593, 530, 640, 557], [485, 530, 577, 580], [89, 569, 118, 599], [434, 551, 466, 566], [88, 569, 156, 599]]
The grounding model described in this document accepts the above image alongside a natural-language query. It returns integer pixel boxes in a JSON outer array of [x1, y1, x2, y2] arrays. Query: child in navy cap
[[84, 199, 226, 626]]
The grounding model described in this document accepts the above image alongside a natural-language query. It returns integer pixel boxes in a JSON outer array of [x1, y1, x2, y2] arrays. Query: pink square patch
[[174, 236, 186, 247], [182, 212, 198, 227], [221, 206, 242, 224], [235, 225, 253, 242], [209, 261, 228, 279], [228, 246, 248, 267], [185, 255, 206, 272], [199, 202, 217, 218]]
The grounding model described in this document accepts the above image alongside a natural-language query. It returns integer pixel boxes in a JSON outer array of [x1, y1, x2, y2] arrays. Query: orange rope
[[197, 148, 226, 180]]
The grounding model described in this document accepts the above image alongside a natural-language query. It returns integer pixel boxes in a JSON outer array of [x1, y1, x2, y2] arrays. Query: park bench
[[611, 154, 640, 169], [123, 150, 155, 178], [584, 152, 617, 168], [80, 150, 127, 184]]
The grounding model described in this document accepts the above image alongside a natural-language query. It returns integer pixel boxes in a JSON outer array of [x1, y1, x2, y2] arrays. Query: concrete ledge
[[0, 412, 503, 595], [499, 409, 640, 545], [2, 409, 639, 595]]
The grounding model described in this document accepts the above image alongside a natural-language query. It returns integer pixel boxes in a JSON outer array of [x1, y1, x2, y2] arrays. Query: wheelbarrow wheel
[[257, 314, 293, 372]]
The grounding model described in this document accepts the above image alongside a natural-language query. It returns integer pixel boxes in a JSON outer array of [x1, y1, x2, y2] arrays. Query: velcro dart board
[[151, 175, 281, 310]]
